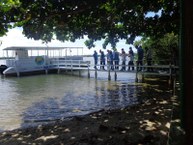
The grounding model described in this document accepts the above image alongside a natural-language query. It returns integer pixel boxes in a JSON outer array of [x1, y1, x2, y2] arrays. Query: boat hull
[[0, 65, 8, 75], [3, 67, 57, 77]]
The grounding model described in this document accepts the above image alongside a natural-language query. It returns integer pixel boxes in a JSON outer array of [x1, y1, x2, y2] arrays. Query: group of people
[[93, 49, 120, 71], [93, 45, 153, 71]]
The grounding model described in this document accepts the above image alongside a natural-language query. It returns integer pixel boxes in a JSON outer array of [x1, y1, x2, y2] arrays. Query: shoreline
[[0, 88, 182, 145]]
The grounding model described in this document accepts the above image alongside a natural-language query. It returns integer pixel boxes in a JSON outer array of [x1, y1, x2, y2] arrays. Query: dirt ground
[[0, 78, 184, 145]]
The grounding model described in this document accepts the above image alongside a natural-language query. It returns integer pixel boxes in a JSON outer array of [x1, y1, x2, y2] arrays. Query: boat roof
[[3, 46, 83, 51]]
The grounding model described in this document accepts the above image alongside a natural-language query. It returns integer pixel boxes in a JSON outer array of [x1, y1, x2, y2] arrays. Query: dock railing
[[86, 63, 179, 83], [50, 58, 90, 73], [49, 58, 179, 85]]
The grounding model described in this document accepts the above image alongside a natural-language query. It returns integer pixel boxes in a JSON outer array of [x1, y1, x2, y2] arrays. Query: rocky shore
[[0, 78, 183, 145]]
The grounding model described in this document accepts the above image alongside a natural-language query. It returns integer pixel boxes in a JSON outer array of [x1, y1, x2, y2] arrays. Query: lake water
[[0, 57, 140, 131], [0, 73, 140, 132]]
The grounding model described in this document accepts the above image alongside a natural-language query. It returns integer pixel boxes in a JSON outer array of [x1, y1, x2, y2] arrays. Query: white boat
[[0, 46, 89, 76]]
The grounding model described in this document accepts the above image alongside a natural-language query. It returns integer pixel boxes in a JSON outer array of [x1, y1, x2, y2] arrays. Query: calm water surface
[[0, 73, 140, 131]]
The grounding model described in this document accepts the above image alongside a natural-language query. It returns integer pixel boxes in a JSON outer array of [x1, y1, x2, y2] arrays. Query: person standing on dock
[[99, 50, 106, 70], [106, 50, 110, 69], [136, 45, 144, 71], [120, 48, 127, 71], [113, 49, 120, 70], [128, 47, 135, 71], [107, 50, 114, 70], [93, 50, 98, 69]]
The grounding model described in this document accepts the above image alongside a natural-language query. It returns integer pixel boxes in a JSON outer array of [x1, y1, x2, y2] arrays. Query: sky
[[0, 27, 136, 57]]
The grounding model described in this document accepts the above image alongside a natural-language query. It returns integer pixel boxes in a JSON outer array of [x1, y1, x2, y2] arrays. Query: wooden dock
[[53, 62, 178, 96], [53, 60, 178, 85]]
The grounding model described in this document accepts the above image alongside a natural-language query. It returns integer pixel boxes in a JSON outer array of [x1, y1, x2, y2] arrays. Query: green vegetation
[[0, 0, 179, 49], [0, 0, 20, 36], [134, 33, 179, 65]]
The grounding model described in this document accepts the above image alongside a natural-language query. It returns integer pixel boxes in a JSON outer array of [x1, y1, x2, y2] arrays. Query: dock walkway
[[52, 59, 178, 84]]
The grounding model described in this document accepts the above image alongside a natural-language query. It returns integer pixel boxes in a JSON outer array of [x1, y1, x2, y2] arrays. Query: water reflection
[[0, 74, 142, 131], [22, 80, 141, 129]]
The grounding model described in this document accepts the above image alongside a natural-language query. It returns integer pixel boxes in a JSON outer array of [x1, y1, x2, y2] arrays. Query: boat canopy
[[3, 46, 84, 58], [3, 46, 83, 51]]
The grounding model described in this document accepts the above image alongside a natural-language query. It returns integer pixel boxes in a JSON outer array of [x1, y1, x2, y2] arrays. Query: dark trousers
[[137, 60, 143, 71], [121, 61, 126, 71], [94, 60, 98, 69], [114, 60, 119, 70], [100, 60, 105, 70], [128, 61, 134, 70]]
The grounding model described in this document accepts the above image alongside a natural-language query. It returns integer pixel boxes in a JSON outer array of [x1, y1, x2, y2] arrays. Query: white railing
[[50, 59, 90, 69]]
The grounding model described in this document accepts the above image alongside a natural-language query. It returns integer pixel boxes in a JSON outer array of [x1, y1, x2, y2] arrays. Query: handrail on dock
[[50, 59, 90, 68], [48, 59, 178, 87], [86, 63, 178, 83]]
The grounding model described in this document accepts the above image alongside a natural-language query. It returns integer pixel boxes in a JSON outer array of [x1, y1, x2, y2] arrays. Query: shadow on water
[[21, 81, 143, 129]]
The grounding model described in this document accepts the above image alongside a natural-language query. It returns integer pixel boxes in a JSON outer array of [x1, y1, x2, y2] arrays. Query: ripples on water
[[0, 73, 142, 131]]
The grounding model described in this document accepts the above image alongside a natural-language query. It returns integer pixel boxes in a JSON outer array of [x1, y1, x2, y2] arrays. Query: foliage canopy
[[134, 33, 179, 64], [1, 0, 179, 49]]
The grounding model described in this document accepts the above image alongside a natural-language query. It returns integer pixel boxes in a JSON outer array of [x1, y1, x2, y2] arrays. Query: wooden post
[[57, 68, 60, 74], [135, 70, 138, 82], [57, 57, 60, 74], [108, 66, 111, 81], [114, 70, 117, 81], [87, 65, 90, 78], [71, 62, 73, 75], [95, 69, 97, 79], [169, 64, 172, 86], [172, 77, 176, 96], [45, 69, 48, 75], [14, 61, 20, 77], [16, 71, 20, 77], [142, 73, 144, 82]]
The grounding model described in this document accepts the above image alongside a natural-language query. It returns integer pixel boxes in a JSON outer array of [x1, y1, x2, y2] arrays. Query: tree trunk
[[180, 0, 193, 144]]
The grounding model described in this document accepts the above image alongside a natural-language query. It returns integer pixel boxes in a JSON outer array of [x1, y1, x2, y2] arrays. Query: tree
[[180, 0, 193, 144], [135, 33, 179, 65], [0, 0, 19, 36], [2, 0, 193, 144], [0, 0, 179, 49]]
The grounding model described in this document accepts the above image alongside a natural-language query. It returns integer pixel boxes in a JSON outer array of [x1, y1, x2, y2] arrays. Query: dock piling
[[114, 71, 117, 81], [45, 69, 48, 75], [95, 69, 97, 79], [57, 68, 60, 74], [87, 64, 90, 78], [135, 70, 138, 82], [108, 67, 111, 81]]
